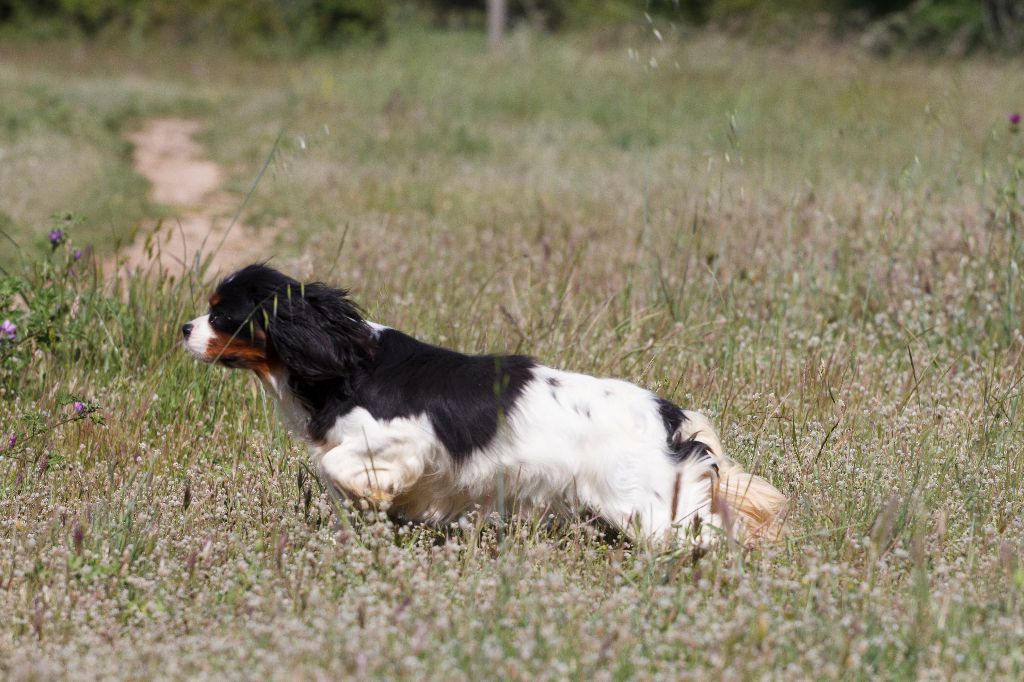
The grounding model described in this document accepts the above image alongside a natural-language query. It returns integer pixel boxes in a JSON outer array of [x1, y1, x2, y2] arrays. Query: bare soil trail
[[108, 117, 266, 279]]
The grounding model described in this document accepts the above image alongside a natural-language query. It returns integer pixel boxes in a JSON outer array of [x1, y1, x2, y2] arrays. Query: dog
[[182, 264, 787, 545]]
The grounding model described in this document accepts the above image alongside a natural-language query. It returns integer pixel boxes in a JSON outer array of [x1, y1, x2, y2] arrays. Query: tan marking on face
[[206, 328, 274, 378]]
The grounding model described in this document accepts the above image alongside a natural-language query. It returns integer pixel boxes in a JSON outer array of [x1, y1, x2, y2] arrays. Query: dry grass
[[1, 23, 1024, 679]]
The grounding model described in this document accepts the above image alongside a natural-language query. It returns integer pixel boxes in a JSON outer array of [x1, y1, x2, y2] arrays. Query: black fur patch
[[304, 329, 536, 462], [655, 397, 706, 463], [210, 263, 375, 380], [207, 265, 537, 462], [656, 397, 687, 441], [672, 438, 711, 463]]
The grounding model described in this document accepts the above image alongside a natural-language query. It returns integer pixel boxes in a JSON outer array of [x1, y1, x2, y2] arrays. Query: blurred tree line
[[0, 0, 388, 48], [0, 0, 1021, 54]]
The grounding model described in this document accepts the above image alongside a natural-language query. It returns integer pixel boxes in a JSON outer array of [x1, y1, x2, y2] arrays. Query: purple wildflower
[[1011, 113, 1021, 126], [7, 433, 15, 448], [73, 401, 86, 414], [0, 319, 16, 341], [48, 229, 63, 246], [73, 248, 83, 261]]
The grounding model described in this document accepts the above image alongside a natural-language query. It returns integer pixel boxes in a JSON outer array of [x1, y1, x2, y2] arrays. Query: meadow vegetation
[[2, 22, 1024, 679]]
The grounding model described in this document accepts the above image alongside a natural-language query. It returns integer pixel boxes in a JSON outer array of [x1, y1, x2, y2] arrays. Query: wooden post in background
[[983, 0, 1024, 51], [488, 0, 507, 49]]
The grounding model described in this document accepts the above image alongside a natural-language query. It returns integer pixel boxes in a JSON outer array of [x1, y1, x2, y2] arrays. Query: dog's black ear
[[261, 282, 373, 381]]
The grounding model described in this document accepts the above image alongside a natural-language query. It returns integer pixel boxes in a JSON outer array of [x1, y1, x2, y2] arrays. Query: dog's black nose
[[182, 323, 193, 339]]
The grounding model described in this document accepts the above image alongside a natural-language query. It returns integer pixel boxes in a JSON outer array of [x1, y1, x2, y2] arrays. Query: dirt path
[[108, 118, 265, 279]]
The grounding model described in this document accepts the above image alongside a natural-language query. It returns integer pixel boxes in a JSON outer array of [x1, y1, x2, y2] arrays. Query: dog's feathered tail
[[715, 459, 788, 543], [680, 411, 789, 544]]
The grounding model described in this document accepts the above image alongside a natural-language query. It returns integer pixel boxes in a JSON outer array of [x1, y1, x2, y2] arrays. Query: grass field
[[2, 22, 1024, 679]]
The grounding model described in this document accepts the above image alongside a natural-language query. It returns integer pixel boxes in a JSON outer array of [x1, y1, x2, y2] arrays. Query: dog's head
[[182, 263, 374, 381]]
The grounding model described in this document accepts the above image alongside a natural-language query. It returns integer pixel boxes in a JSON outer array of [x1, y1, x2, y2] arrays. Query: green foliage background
[[0, 0, 389, 48], [0, 0, 994, 51]]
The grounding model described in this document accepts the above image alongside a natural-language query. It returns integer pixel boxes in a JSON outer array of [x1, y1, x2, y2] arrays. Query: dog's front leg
[[315, 435, 426, 510]]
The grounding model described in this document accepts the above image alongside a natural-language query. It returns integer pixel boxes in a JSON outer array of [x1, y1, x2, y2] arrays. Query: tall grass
[[1, 23, 1023, 679]]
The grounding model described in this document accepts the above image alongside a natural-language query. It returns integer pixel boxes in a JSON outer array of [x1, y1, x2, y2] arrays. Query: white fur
[[365, 321, 390, 336], [258, 368, 311, 439], [307, 361, 724, 545], [187, 315, 732, 545], [183, 314, 214, 358]]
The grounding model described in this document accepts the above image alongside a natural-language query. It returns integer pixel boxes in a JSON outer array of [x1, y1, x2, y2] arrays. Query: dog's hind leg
[[598, 448, 724, 548], [662, 452, 724, 547]]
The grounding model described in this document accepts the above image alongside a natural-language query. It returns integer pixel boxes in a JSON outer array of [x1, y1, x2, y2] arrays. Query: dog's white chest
[[258, 372, 309, 437]]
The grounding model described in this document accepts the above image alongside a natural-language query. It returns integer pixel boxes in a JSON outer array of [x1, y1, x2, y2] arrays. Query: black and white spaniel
[[183, 264, 786, 545]]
